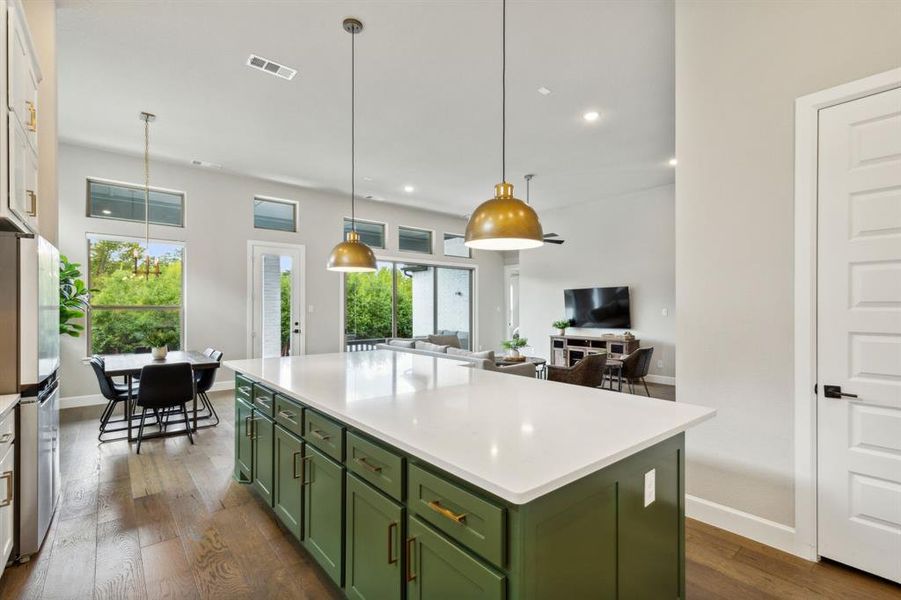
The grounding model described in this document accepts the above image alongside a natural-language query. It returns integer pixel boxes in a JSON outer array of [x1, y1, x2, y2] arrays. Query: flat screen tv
[[564, 286, 631, 329]]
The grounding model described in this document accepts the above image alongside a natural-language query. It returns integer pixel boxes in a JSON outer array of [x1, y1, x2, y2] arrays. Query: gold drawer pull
[[405, 537, 416, 581], [277, 409, 296, 420], [0, 433, 11, 444], [387, 522, 398, 564], [0, 471, 12, 507], [25, 101, 36, 132], [309, 428, 330, 441], [25, 190, 37, 217], [427, 500, 466, 524], [238, 385, 252, 396], [354, 456, 382, 473]]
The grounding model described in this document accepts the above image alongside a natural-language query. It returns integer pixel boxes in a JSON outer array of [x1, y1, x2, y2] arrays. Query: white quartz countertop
[[224, 351, 715, 505]]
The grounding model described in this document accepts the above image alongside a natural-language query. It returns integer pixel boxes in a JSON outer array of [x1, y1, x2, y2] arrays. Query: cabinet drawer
[[235, 374, 253, 402], [274, 394, 303, 438], [304, 409, 343, 462], [0, 411, 13, 457], [252, 383, 275, 418], [346, 431, 403, 501], [408, 464, 505, 568]]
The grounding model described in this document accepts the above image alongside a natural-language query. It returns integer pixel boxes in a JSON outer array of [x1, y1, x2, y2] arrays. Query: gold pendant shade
[[464, 182, 543, 250], [326, 230, 377, 272]]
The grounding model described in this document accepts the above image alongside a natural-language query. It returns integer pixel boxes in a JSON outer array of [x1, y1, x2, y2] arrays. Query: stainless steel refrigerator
[[0, 232, 60, 559]]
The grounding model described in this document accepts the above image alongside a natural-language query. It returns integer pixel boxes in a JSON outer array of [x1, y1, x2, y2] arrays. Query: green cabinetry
[[234, 398, 253, 483], [251, 412, 274, 506], [273, 425, 304, 539], [407, 515, 505, 600], [345, 473, 403, 600], [303, 443, 345, 586]]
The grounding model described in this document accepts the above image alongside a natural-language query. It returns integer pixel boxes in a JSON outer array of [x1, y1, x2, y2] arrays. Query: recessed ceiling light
[[668, 158, 678, 166], [403, 185, 415, 193], [582, 111, 600, 122], [362, 176, 373, 182], [537, 87, 551, 96], [101, 209, 111, 215]]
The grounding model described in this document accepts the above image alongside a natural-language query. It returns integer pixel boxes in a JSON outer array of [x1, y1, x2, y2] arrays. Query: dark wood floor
[[0, 391, 897, 600]]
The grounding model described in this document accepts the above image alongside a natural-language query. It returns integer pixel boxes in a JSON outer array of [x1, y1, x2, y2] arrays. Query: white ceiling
[[57, 0, 674, 216]]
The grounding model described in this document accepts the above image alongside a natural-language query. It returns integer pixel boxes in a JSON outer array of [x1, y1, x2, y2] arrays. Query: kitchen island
[[225, 350, 714, 599]]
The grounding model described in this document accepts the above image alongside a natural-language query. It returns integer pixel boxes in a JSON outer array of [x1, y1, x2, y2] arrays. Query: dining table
[[101, 350, 220, 442]]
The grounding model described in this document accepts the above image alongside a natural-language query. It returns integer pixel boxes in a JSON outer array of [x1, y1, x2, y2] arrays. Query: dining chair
[[546, 353, 607, 387], [620, 347, 655, 396], [135, 362, 195, 453], [90, 355, 139, 441], [193, 349, 223, 426]]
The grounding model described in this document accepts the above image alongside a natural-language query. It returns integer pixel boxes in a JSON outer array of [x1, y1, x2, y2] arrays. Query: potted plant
[[552, 319, 570, 336], [146, 331, 170, 360], [501, 336, 528, 360], [59, 255, 95, 338]]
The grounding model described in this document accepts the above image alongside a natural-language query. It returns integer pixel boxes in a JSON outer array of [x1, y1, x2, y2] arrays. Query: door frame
[[337, 253, 480, 352], [246, 240, 307, 359], [793, 67, 901, 562]]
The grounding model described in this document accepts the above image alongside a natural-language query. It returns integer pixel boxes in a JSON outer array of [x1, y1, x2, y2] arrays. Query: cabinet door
[[7, 115, 34, 228], [345, 473, 403, 600], [302, 444, 344, 586], [0, 443, 13, 569], [406, 516, 505, 600], [7, 1, 37, 151], [251, 414, 274, 506], [234, 399, 253, 483], [273, 425, 303, 540]]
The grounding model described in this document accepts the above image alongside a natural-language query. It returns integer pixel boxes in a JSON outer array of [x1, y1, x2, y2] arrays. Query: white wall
[[519, 184, 675, 379], [676, 0, 901, 535], [59, 143, 506, 398]]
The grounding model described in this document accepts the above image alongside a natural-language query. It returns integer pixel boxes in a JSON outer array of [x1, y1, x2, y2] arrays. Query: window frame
[[252, 195, 298, 232], [85, 177, 187, 228], [343, 217, 387, 249], [85, 233, 187, 355], [397, 225, 434, 255], [442, 232, 472, 259]]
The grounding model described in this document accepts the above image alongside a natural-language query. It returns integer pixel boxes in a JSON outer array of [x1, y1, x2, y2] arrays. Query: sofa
[[376, 339, 536, 377]]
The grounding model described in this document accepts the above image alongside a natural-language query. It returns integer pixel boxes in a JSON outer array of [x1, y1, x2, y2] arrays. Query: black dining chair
[[90, 355, 139, 441], [621, 347, 655, 396], [135, 362, 195, 453], [193, 348, 223, 426]]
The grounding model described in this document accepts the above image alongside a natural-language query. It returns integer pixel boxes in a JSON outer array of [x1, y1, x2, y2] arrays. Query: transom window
[[87, 179, 184, 227], [398, 226, 433, 254], [253, 196, 297, 232], [443, 233, 471, 258], [87, 235, 185, 354], [343, 218, 386, 249]]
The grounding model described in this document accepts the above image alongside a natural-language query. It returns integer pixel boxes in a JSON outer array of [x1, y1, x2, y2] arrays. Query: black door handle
[[824, 385, 858, 399]]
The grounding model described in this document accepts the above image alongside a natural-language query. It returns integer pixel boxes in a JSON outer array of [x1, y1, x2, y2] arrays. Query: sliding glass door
[[344, 262, 472, 351]]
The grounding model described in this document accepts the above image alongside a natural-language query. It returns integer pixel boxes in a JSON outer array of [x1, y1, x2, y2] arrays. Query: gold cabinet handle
[[301, 456, 313, 485], [238, 385, 252, 396], [292, 451, 302, 479], [353, 456, 382, 473], [244, 416, 252, 437], [249, 418, 258, 440], [25, 101, 36, 132], [25, 190, 37, 217], [277, 409, 296, 421], [0, 433, 11, 444], [387, 522, 398, 565], [309, 428, 330, 441], [427, 500, 466, 524], [0, 471, 12, 507], [405, 537, 416, 581]]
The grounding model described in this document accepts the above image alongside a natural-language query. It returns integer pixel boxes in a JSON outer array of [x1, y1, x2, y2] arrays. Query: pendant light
[[133, 111, 160, 279], [327, 18, 377, 273], [464, 0, 543, 251]]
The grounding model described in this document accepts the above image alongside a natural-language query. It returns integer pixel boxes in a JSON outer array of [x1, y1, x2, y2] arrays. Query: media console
[[549, 334, 640, 367]]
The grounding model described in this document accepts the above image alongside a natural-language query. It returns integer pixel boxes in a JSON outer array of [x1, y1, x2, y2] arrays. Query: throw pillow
[[447, 348, 495, 361], [428, 334, 462, 349], [414, 341, 449, 353], [388, 339, 415, 348]]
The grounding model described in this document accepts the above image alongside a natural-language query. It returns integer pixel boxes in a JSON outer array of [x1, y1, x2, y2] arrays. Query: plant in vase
[[146, 330, 170, 360], [552, 320, 570, 336], [501, 336, 528, 360], [59, 255, 96, 338]]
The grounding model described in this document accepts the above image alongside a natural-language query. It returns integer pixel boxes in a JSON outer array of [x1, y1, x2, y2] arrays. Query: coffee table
[[495, 356, 547, 378]]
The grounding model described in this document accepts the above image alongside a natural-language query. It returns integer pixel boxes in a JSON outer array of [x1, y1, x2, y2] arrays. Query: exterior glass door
[[250, 244, 304, 358]]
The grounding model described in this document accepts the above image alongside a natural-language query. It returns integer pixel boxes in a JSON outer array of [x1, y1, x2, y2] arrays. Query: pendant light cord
[[350, 28, 356, 232], [501, 0, 506, 184], [143, 114, 150, 265]]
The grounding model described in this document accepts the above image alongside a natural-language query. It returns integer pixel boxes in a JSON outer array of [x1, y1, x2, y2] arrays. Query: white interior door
[[249, 243, 305, 359], [817, 86, 901, 583], [505, 267, 520, 340]]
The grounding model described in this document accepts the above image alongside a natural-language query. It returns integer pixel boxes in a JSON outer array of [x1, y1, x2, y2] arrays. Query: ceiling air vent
[[246, 54, 297, 80]]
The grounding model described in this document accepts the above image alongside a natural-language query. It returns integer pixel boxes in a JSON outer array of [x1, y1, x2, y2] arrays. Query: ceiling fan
[[524, 174, 566, 246]]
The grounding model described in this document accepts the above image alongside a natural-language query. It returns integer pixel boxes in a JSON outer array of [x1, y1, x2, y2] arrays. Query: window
[[87, 236, 184, 354], [87, 179, 184, 227], [443, 233, 471, 258], [343, 219, 385, 248], [398, 227, 433, 254], [253, 196, 297, 232], [344, 261, 473, 351]]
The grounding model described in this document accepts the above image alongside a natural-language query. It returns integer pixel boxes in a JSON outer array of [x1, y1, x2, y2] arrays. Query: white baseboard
[[645, 374, 675, 385], [61, 379, 235, 410], [686, 494, 804, 558]]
